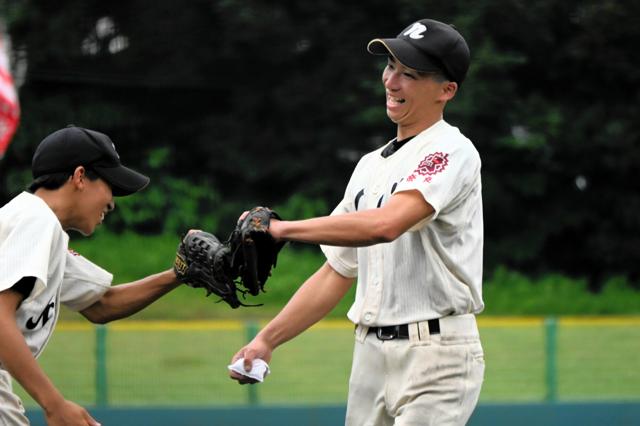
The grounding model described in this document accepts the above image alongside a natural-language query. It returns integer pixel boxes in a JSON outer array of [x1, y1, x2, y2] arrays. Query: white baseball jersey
[[0, 192, 112, 361], [321, 119, 484, 326]]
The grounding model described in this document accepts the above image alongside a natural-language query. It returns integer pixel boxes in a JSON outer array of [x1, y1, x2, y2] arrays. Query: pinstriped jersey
[[0, 192, 112, 360], [321, 120, 484, 326]]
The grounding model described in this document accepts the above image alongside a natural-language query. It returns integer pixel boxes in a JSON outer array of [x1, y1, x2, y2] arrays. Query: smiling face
[[382, 56, 457, 138]]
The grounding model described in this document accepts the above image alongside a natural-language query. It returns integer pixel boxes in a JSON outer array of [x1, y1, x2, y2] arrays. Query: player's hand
[[238, 210, 250, 222], [45, 399, 101, 426], [229, 337, 273, 385], [237, 210, 282, 241]]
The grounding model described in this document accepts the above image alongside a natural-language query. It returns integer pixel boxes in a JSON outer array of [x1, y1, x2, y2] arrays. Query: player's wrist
[[255, 326, 284, 352], [39, 390, 66, 415], [269, 219, 284, 241], [164, 268, 181, 285]]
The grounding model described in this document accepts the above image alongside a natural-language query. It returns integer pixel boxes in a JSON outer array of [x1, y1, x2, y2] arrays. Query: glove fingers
[[175, 230, 245, 309], [252, 232, 278, 285], [241, 236, 261, 295], [226, 206, 286, 303]]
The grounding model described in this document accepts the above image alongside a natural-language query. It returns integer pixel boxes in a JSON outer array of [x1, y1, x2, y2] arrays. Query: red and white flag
[[0, 31, 20, 158]]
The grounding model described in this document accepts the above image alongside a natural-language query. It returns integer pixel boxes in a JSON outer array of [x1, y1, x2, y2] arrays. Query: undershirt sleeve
[[10, 276, 36, 300]]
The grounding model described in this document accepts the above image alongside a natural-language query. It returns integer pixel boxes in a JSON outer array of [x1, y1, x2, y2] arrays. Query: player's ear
[[70, 166, 87, 188], [440, 81, 458, 101]]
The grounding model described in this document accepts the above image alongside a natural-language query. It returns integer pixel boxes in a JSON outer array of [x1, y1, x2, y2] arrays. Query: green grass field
[[19, 232, 636, 410], [60, 230, 640, 322], [13, 318, 640, 407]]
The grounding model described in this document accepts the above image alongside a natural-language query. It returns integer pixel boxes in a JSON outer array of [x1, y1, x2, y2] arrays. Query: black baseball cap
[[31, 126, 150, 196], [367, 19, 470, 84]]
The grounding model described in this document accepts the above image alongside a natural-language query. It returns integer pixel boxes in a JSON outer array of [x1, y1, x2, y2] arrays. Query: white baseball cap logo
[[403, 22, 427, 39]]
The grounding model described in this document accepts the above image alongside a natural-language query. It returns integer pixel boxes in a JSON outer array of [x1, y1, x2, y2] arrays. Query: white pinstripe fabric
[[322, 120, 484, 326]]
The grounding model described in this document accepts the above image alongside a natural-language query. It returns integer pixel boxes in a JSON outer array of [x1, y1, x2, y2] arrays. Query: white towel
[[227, 358, 270, 382]]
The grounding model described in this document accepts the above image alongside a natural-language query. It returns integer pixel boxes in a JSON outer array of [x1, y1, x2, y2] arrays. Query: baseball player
[[230, 19, 485, 425], [0, 126, 182, 426]]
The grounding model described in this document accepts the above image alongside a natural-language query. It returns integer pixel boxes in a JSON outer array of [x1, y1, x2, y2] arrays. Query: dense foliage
[[1, 0, 639, 290]]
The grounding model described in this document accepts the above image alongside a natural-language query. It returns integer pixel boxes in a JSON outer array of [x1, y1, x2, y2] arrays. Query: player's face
[[73, 175, 115, 236], [381, 57, 450, 129]]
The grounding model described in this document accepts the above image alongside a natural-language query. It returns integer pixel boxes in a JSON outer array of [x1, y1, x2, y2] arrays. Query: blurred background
[[1, 0, 639, 425]]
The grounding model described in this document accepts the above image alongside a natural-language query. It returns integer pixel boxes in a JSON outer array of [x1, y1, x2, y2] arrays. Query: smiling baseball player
[[230, 19, 485, 425], [0, 126, 183, 426]]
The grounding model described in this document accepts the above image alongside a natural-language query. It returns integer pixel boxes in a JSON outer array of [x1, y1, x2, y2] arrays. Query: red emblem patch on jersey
[[407, 152, 449, 182]]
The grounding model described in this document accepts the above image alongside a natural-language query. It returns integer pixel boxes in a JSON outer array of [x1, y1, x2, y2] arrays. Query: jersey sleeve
[[320, 199, 359, 278], [395, 140, 480, 228], [60, 250, 113, 312], [0, 214, 60, 302]]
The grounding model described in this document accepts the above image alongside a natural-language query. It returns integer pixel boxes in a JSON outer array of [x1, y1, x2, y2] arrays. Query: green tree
[[2, 0, 639, 289]]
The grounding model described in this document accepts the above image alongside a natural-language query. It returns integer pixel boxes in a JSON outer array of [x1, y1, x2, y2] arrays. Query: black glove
[[174, 230, 243, 308], [228, 207, 286, 296]]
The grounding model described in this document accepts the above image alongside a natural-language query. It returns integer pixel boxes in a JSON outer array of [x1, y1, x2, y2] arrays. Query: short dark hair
[[387, 55, 450, 83], [27, 167, 101, 193], [418, 70, 449, 83]]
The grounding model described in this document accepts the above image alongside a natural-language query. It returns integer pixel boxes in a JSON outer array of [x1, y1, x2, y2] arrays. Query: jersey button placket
[[369, 246, 383, 323], [361, 246, 382, 326], [361, 167, 386, 326]]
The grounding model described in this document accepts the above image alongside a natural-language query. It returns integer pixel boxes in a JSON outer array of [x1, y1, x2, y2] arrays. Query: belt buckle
[[376, 326, 397, 340]]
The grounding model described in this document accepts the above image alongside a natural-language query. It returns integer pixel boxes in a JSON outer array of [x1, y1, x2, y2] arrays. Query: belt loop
[[417, 321, 431, 343], [355, 324, 369, 343], [408, 323, 422, 343]]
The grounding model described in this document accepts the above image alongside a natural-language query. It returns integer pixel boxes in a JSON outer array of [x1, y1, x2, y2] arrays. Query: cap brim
[[367, 38, 443, 73], [93, 164, 150, 196]]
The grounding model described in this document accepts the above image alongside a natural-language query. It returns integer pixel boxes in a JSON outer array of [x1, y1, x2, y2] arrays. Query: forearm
[[270, 191, 434, 247], [257, 263, 354, 349], [81, 269, 180, 323], [271, 209, 392, 247]]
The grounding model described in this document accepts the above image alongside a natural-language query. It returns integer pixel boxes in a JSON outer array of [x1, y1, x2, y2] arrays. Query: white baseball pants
[[346, 314, 485, 426], [0, 370, 29, 426]]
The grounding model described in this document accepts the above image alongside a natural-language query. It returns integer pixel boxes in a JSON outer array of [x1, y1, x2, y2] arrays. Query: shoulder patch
[[407, 152, 449, 183]]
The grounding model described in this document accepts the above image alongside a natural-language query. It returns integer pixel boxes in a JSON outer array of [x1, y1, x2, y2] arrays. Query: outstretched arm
[[0, 289, 100, 426], [229, 262, 355, 383], [270, 190, 434, 246], [80, 269, 180, 324]]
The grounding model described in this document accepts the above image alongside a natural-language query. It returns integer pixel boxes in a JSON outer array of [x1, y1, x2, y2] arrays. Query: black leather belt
[[368, 319, 440, 340]]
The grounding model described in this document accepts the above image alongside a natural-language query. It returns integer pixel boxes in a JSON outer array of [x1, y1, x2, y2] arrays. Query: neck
[[397, 115, 443, 140], [34, 188, 73, 230]]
